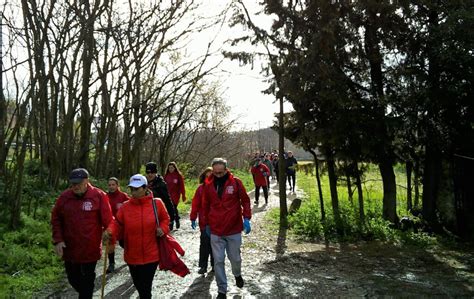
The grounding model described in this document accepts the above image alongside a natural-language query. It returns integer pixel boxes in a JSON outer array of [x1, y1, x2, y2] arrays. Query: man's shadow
[[181, 272, 214, 298]]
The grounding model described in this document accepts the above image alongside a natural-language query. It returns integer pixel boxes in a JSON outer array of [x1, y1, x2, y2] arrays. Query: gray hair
[[211, 158, 227, 168]]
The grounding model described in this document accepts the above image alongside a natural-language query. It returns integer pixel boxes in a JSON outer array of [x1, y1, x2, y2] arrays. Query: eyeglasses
[[129, 187, 141, 191]]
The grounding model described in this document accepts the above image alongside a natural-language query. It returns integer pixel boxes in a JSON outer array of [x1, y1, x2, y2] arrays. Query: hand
[[191, 220, 197, 230], [205, 225, 211, 237], [262, 172, 268, 177], [102, 230, 112, 243], [243, 218, 251, 234], [54, 242, 66, 257], [156, 227, 164, 237]]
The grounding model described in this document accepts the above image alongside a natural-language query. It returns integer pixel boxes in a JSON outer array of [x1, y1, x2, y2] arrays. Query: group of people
[[51, 158, 251, 299], [250, 150, 299, 203]]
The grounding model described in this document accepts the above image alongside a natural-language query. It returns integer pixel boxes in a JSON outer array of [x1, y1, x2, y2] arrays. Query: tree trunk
[[354, 162, 365, 222], [0, 13, 5, 179], [309, 149, 325, 221], [422, 145, 441, 225], [278, 95, 288, 225], [346, 169, 353, 204], [422, 5, 442, 229], [406, 161, 413, 212], [379, 159, 398, 223], [78, 2, 95, 169], [414, 160, 420, 208], [10, 123, 30, 229], [327, 157, 342, 235]]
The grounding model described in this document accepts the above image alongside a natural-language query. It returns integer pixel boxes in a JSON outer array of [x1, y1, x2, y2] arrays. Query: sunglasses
[[129, 187, 142, 191]]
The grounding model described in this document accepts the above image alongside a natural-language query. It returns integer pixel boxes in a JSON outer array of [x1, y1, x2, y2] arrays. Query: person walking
[[105, 177, 129, 273], [272, 154, 279, 183], [286, 151, 298, 193], [145, 162, 176, 230], [262, 153, 273, 186], [250, 158, 270, 205], [189, 167, 214, 274], [103, 174, 170, 299], [164, 162, 186, 229], [202, 158, 252, 299], [51, 168, 113, 299]]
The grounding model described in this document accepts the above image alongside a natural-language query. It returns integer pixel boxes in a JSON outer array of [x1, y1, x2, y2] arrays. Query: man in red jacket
[[202, 158, 252, 299], [106, 177, 129, 273], [51, 168, 113, 299]]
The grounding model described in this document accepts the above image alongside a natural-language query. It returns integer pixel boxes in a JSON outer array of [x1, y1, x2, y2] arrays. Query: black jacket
[[148, 175, 175, 221]]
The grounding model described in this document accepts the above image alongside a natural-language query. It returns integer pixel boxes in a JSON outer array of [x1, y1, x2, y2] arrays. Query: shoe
[[176, 219, 180, 229], [235, 275, 244, 288], [265, 199, 268, 204], [197, 267, 207, 274], [216, 293, 226, 299], [169, 223, 174, 231], [106, 263, 115, 274], [254, 200, 258, 205]]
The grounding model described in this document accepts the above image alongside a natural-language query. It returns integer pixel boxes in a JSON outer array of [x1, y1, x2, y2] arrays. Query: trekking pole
[[100, 241, 109, 299]]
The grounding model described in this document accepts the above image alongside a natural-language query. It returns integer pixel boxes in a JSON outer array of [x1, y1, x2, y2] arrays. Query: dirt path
[[43, 181, 474, 298]]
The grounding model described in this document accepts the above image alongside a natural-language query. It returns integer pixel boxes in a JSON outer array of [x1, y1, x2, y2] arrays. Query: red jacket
[[108, 189, 129, 217], [202, 171, 252, 236], [251, 163, 270, 187], [108, 194, 170, 265], [189, 184, 205, 230], [51, 184, 113, 263], [164, 171, 186, 205]]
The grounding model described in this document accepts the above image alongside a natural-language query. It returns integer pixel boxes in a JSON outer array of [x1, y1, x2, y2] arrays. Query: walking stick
[[100, 241, 109, 299]]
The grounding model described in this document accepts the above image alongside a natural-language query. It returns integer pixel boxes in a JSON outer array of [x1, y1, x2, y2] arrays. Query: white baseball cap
[[128, 174, 147, 188]]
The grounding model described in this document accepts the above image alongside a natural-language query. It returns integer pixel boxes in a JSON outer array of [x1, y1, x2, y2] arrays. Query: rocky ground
[[41, 181, 474, 298]]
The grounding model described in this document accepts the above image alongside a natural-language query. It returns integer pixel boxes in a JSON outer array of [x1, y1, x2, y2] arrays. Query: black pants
[[64, 261, 97, 299], [128, 262, 158, 299], [287, 173, 296, 191], [108, 252, 115, 265], [109, 240, 125, 264], [173, 203, 180, 221], [199, 229, 214, 269], [255, 185, 268, 203]]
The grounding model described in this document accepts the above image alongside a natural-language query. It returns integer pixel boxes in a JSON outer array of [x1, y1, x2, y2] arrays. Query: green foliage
[[0, 214, 63, 298], [289, 169, 438, 247], [231, 169, 254, 191]]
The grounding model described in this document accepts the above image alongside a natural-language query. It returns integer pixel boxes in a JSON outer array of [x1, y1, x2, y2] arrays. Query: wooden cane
[[100, 241, 109, 299]]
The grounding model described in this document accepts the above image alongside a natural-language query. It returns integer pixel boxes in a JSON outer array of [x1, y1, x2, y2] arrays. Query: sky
[[194, 0, 292, 131], [2, 0, 289, 131]]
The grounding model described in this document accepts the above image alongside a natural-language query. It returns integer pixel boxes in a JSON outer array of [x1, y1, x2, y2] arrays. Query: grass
[[0, 214, 64, 298], [270, 164, 442, 246]]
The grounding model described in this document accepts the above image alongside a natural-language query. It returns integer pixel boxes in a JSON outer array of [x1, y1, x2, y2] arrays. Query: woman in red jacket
[[164, 162, 186, 229], [103, 174, 170, 299], [251, 158, 270, 205], [189, 167, 213, 274]]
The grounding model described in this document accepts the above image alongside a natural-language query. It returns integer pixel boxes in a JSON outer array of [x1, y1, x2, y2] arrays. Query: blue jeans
[[210, 233, 242, 294]]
